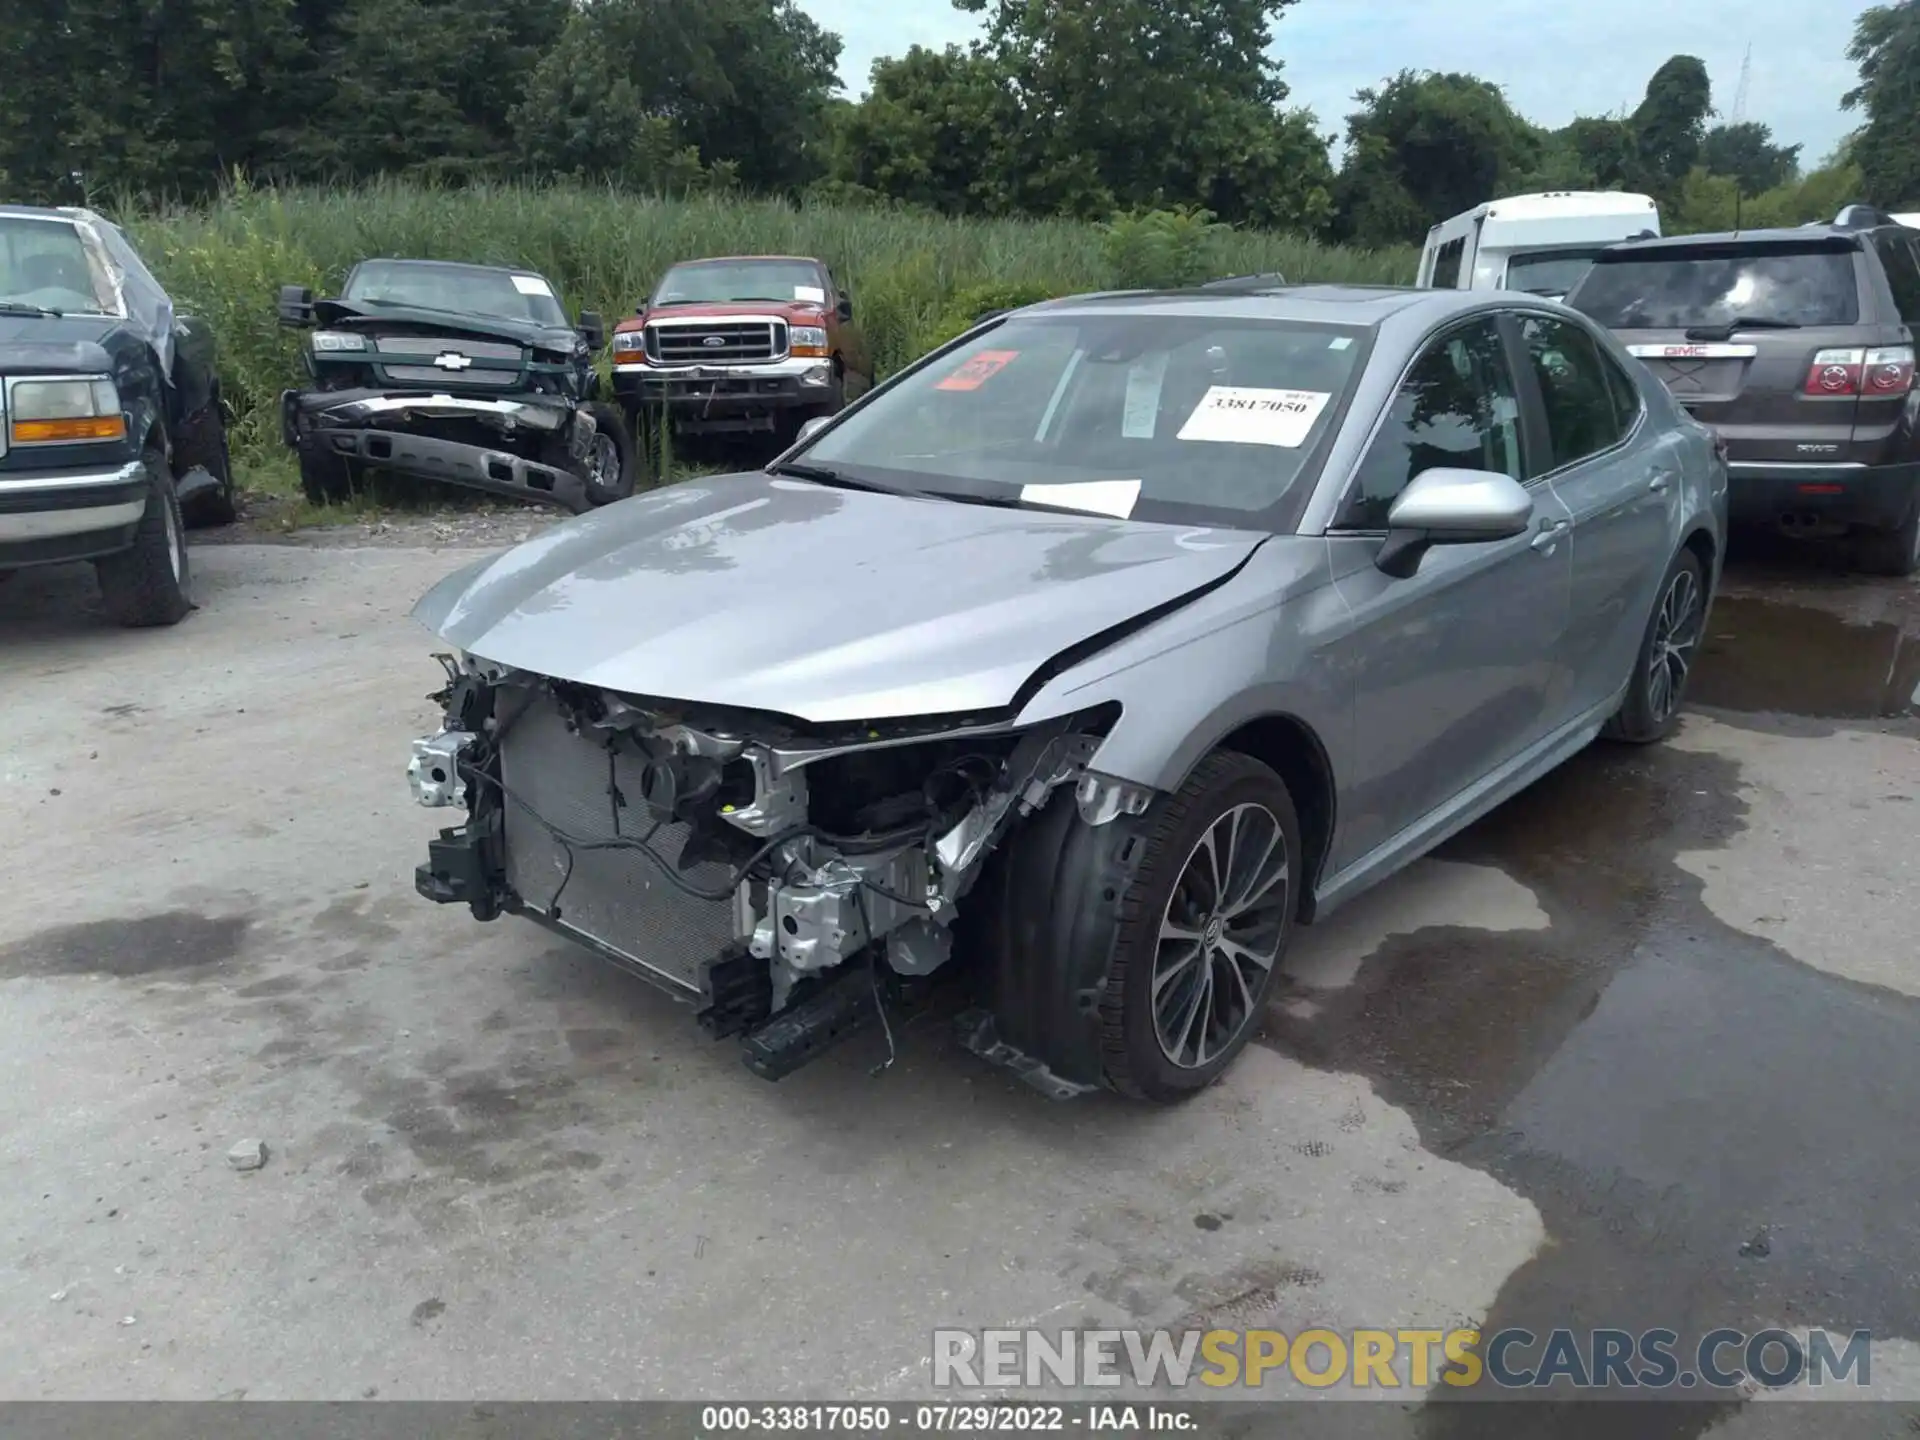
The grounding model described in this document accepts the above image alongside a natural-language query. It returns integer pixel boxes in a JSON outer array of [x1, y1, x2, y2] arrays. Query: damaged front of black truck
[[277, 259, 634, 513]]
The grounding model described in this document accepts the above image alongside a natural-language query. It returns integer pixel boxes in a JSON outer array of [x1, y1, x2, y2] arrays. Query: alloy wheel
[[1647, 566, 1702, 724], [590, 433, 621, 490], [1151, 802, 1290, 1070]]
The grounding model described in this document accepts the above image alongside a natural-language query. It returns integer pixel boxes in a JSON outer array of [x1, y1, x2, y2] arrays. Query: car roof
[[1596, 226, 1865, 254], [0, 204, 89, 225], [350, 257, 548, 278], [1021, 283, 1510, 328], [664, 255, 823, 266]]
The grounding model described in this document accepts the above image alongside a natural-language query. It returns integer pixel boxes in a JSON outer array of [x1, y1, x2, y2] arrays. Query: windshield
[[0, 216, 119, 315], [796, 314, 1368, 527], [1569, 244, 1860, 329], [342, 261, 570, 327], [653, 260, 827, 306], [1504, 249, 1607, 297]]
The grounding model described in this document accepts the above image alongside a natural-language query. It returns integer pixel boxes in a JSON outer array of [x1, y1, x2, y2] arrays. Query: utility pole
[[1731, 43, 1752, 126]]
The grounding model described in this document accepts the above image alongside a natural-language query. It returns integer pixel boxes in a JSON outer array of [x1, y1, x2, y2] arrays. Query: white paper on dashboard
[[794, 284, 827, 303], [511, 274, 555, 297], [1019, 479, 1142, 518], [1176, 386, 1331, 447]]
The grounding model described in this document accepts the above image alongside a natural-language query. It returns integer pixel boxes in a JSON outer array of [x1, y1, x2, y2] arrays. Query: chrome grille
[[380, 364, 518, 389], [499, 690, 737, 993], [373, 335, 523, 361], [645, 321, 786, 365]]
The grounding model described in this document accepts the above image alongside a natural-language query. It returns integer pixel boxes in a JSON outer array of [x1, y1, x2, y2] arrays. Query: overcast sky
[[801, 0, 1875, 168]]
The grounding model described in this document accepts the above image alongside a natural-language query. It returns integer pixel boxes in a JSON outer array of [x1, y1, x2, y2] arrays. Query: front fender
[[1011, 541, 1354, 796]]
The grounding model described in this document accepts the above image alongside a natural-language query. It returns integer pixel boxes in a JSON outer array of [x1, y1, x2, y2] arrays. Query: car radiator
[[499, 691, 738, 995]]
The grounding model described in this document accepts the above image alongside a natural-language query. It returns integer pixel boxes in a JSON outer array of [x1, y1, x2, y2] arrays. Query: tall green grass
[[126, 180, 1417, 466]]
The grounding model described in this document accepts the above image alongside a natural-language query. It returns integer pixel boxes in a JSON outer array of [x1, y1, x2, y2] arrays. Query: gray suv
[[1566, 205, 1920, 575]]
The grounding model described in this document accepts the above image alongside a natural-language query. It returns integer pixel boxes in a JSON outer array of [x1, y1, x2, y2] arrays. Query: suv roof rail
[[1834, 203, 1899, 230], [1198, 271, 1290, 291]]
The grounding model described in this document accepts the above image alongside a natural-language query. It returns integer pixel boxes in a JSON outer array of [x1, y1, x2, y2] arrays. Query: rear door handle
[[1649, 469, 1675, 493], [1530, 518, 1570, 552]]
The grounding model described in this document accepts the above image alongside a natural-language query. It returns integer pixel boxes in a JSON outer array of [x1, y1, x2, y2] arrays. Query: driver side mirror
[[1375, 467, 1533, 578], [577, 311, 605, 351], [836, 295, 854, 323], [796, 414, 832, 445], [277, 284, 315, 329]]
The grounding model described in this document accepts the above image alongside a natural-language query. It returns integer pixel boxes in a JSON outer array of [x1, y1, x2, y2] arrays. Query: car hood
[[0, 312, 120, 374], [413, 473, 1268, 724], [315, 299, 576, 354]]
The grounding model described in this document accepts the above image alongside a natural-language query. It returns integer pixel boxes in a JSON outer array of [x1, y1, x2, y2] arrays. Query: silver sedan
[[407, 283, 1728, 1103]]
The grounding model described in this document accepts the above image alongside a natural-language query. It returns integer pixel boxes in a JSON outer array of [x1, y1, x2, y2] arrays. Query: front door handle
[[1649, 469, 1675, 493], [1530, 518, 1570, 553]]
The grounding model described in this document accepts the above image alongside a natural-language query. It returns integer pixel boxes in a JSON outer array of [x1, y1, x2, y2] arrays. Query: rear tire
[[1097, 751, 1299, 1104], [299, 449, 360, 507], [1855, 495, 1920, 577], [97, 450, 192, 628], [1603, 548, 1706, 744]]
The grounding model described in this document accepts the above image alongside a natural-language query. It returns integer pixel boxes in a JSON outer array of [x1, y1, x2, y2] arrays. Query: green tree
[[1332, 71, 1544, 245], [828, 46, 1021, 214], [1632, 55, 1713, 195], [1700, 121, 1801, 196], [953, 0, 1333, 228], [514, 0, 841, 194], [1843, 1, 1920, 207], [294, 0, 565, 181]]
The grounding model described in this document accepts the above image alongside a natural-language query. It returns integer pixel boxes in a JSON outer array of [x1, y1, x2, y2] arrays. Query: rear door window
[[1517, 315, 1628, 474], [1870, 232, 1920, 323], [1431, 238, 1466, 289], [1569, 244, 1861, 329]]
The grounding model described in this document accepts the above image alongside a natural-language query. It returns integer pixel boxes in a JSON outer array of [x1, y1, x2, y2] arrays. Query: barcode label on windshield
[[1177, 386, 1330, 448]]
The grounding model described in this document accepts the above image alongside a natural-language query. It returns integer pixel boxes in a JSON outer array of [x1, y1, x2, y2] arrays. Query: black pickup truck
[[0, 204, 236, 627], [278, 259, 635, 512]]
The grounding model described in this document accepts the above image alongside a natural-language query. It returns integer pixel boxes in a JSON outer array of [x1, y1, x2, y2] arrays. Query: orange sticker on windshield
[[937, 350, 1021, 391]]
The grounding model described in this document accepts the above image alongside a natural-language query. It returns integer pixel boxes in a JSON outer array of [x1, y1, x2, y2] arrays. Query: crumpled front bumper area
[[407, 662, 1146, 1091], [281, 388, 594, 512]]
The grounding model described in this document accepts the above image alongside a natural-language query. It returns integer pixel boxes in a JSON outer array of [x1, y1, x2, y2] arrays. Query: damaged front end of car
[[282, 388, 599, 512], [409, 655, 1150, 1090]]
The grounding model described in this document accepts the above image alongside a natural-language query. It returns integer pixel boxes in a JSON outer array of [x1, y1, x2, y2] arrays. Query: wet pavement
[[0, 534, 1914, 1431]]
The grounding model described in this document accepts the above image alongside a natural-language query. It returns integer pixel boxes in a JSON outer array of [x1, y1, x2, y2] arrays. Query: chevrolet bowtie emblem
[[433, 352, 473, 371]]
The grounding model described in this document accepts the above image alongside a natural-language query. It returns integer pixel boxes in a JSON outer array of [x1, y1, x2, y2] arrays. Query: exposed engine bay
[[409, 654, 1152, 1086]]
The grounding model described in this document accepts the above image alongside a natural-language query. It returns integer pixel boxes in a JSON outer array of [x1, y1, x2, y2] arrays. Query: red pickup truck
[[610, 255, 872, 443]]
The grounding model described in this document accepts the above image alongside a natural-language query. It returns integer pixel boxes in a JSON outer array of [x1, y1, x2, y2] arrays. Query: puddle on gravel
[[1692, 596, 1920, 719], [0, 911, 251, 979], [1263, 574, 1920, 1435]]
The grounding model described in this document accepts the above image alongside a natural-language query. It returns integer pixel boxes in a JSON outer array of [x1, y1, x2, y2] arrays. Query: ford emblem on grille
[[433, 352, 473, 371], [702, 335, 727, 347]]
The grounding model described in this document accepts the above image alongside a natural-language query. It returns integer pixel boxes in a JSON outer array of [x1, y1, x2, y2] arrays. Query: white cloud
[[803, 0, 1874, 167]]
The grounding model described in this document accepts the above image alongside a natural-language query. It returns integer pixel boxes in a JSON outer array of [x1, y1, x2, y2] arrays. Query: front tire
[[582, 402, 637, 505], [1097, 751, 1299, 1103], [299, 448, 361, 507], [97, 450, 192, 628], [1604, 547, 1706, 744]]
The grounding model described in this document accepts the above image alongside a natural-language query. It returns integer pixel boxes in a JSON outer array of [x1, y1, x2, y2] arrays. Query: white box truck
[[1417, 191, 1662, 300]]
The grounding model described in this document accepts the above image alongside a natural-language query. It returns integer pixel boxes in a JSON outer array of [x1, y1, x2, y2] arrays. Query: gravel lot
[[1, 527, 1915, 1433]]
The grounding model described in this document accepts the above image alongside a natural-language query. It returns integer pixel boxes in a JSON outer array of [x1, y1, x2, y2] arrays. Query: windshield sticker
[[1122, 352, 1171, 438], [794, 284, 827, 304], [1019, 479, 1141, 519], [1328, 336, 1354, 350], [937, 349, 1021, 391], [1176, 386, 1331, 448], [511, 274, 554, 297]]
